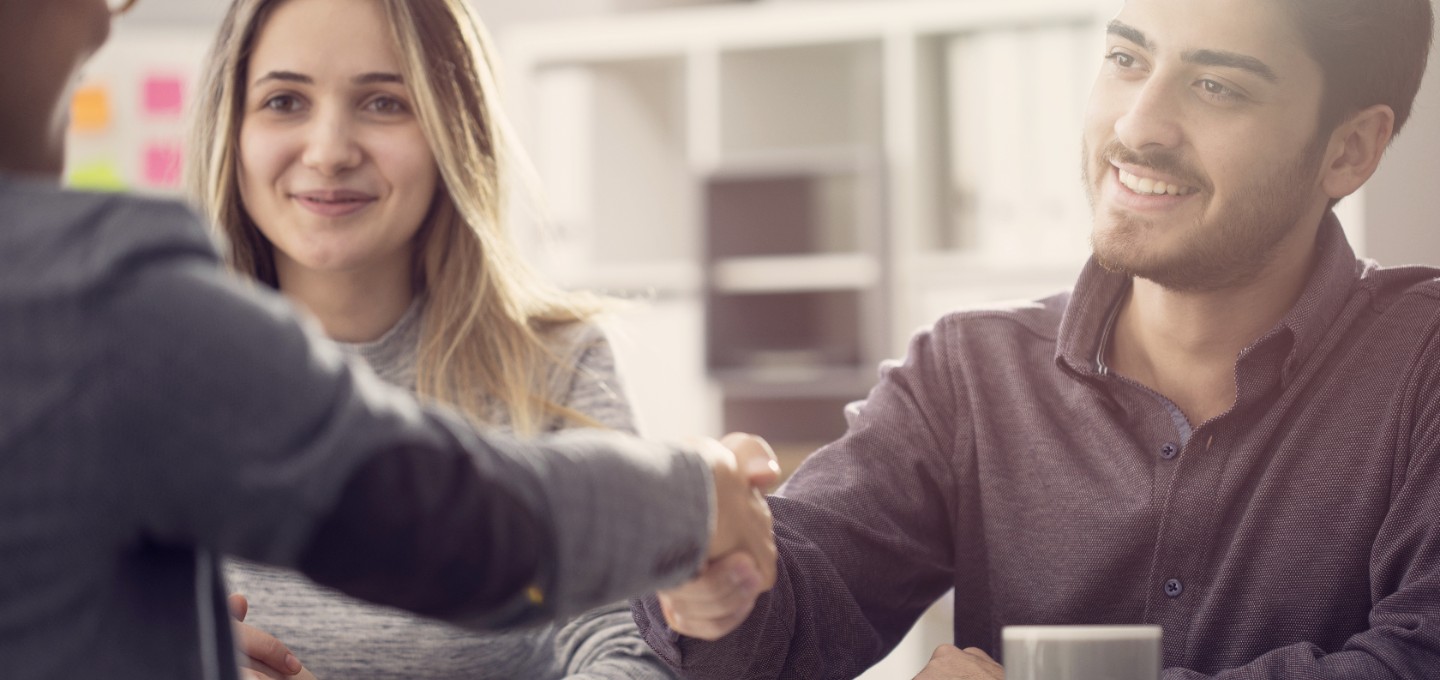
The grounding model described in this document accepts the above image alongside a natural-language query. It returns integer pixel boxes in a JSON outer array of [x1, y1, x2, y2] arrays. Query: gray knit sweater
[[225, 300, 672, 679]]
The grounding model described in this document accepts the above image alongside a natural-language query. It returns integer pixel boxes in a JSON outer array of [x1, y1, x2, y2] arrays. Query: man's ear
[[1320, 104, 1395, 201]]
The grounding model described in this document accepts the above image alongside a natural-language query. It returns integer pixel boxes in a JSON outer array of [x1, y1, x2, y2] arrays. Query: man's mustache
[[1099, 140, 1209, 192]]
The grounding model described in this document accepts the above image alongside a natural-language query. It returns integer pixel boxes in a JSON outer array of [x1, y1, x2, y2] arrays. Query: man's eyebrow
[[1181, 49, 1280, 84], [1106, 20, 1280, 85], [1107, 20, 1152, 50]]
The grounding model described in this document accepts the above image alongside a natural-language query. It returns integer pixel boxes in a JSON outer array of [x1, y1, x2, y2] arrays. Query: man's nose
[[1113, 79, 1185, 152]]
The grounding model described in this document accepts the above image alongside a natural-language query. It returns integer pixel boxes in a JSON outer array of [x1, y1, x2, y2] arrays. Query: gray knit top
[[225, 299, 672, 679]]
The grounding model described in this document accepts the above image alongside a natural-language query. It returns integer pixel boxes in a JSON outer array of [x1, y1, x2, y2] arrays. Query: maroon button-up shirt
[[636, 214, 1440, 678]]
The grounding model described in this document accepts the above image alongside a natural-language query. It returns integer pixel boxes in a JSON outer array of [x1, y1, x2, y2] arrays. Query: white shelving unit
[[506, 0, 1123, 451]]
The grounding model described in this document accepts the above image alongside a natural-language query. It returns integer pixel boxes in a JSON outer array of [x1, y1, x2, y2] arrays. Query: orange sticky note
[[71, 85, 111, 133]]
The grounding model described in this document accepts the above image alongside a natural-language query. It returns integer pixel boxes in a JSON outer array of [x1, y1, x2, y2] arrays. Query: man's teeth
[[1118, 169, 1193, 196]]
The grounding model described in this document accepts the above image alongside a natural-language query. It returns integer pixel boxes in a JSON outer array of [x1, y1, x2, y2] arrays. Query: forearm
[[1161, 634, 1440, 679], [296, 436, 547, 627], [634, 499, 924, 679], [299, 423, 715, 628]]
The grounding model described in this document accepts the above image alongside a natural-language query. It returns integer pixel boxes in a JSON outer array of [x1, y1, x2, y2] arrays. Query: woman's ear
[[1320, 104, 1395, 201]]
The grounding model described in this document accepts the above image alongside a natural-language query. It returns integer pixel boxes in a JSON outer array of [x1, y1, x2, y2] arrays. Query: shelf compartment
[[723, 395, 859, 456], [711, 253, 880, 294], [713, 365, 876, 397], [705, 168, 877, 258], [719, 40, 883, 155], [706, 290, 864, 372]]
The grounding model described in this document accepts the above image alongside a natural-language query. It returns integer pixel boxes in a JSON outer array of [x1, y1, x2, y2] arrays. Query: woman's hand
[[228, 593, 318, 680]]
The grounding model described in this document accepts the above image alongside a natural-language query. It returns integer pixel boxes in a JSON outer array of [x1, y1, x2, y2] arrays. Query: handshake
[[673, 433, 783, 640]]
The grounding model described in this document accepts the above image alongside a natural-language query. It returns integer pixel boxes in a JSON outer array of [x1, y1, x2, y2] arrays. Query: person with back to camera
[[633, 0, 1440, 678], [0, 0, 781, 678], [184, 0, 695, 676]]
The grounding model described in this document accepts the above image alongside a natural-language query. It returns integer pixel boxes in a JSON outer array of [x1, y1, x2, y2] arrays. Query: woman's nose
[[300, 111, 362, 175]]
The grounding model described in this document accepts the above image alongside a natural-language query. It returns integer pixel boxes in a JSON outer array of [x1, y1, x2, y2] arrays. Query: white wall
[[1365, 32, 1440, 267], [120, 0, 738, 32]]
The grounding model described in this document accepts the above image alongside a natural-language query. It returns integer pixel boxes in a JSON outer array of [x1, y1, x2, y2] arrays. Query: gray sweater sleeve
[[555, 602, 678, 680], [547, 324, 678, 679], [108, 253, 714, 625]]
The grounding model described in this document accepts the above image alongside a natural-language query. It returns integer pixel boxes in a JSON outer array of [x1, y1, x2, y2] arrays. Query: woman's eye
[[261, 94, 302, 113], [366, 96, 409, 114]]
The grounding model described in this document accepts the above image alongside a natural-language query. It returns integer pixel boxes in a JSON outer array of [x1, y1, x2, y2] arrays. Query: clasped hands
[[658, 432, 782, 641], [663, 435, 1012, 680]]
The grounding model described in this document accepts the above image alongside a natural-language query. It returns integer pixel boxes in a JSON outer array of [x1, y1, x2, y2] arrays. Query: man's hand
[[913, 645, 1004, 679], [659, 432, 780, 640], [228, 594, 317, 680], [703, 433, 781, 564]]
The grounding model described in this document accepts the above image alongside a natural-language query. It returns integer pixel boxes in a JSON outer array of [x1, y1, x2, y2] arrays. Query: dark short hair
[[1276, 0, 1435, 138]]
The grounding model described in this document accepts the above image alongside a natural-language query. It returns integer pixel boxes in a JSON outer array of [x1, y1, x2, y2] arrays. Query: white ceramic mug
[[1002, 625, 1162, 680]]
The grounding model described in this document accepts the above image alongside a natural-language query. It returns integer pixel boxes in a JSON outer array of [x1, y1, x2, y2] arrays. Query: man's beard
[[1082, 136, 1327, 292]]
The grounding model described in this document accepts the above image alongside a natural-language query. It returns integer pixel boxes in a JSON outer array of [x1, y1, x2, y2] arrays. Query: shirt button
[[1164, 578, 1184, 598], [1159, 442, 1179, 460]]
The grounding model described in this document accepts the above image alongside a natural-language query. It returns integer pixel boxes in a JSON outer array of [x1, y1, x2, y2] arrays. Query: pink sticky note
[[142, 142, 183, 188], [143, 75, 184, 117]]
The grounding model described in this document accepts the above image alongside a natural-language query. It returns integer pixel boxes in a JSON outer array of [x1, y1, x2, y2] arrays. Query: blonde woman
[[188, 0, 670, 677]]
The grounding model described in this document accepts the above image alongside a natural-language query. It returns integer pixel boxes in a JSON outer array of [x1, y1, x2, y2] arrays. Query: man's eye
[[1198, 79, 1244, 103]]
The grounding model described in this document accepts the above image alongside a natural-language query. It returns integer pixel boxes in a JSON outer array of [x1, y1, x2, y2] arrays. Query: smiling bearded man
[[631, 0, 1440, 679]]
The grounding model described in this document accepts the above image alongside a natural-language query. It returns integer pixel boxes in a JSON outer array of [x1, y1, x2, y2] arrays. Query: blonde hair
[[188, 0, 605, 435]]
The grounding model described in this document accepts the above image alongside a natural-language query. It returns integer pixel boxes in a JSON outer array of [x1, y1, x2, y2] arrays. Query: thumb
[[720, 432, 782, 490], [228, 593, 249, 622]]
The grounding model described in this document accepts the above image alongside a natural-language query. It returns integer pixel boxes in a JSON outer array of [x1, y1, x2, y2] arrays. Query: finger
[[661, 589, 757, 641], [660, 553, 768, 639], [235, 619, 303, 676], [961, 647, 996, 662], [228, 593, 249, 622], [659, 554, 763, 619], [961, 647, 1005, 674], [720, 433, 782, 490], [929, 644, 964, 661], [918, 644, 1002, 679], [239, 664, 282, 680], [737, 496, 778, 590], [241, 656, 292, 679], [678, 599, 757, 640]]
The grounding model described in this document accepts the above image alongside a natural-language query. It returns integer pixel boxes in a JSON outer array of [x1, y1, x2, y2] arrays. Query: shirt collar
[[1054, 211, 1361, 383], [1054, 255, 1130, 379], [1269, 211, 1362, 384]]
